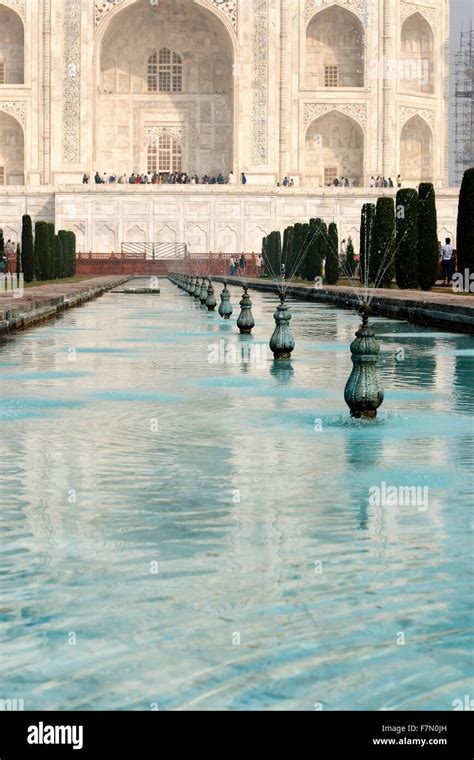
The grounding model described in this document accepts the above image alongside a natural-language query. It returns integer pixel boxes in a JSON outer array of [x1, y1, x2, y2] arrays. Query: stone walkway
[[0, 275, 130, 335], [214, 276, 474, 334]]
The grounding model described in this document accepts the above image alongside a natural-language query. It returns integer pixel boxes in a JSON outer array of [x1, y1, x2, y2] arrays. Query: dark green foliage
[[370, 197, 395, 289], [395, 189, 419, 289], [58, 231, 69, 278], [325, 223, 340, 285], [305, 219, 320, 281], [261, 236, 268, 274], [282, 226, 294, 278], [359, 203, 375, 287], [54, 235, 63, 281], [47, 223, 55, 279], [66, 231, 76, 277], [16, 243, 21, 275], [317, 221, 328, 278], [0, 228, 4, 257], [417, 183, 439, 291], [34, 222, 49, 281], [457, 168, 474, 273], [21, 215, 34, 282], [290, 223, 304, 278], [345, 237, 356, 278], [299, 223, 311, 279]]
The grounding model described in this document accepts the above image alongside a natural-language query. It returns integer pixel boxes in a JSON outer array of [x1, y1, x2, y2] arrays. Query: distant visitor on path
[[441, 238, 453, 286]]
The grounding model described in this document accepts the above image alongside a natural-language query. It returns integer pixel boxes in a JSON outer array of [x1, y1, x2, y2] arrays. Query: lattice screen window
[[147, 53, 158, 92], [324, 65, 339, 87], [0, 61, 5, 85], [324, 167, 338, 186], [148, 49, 182, 93], [148, 135, 182, 173], [0, 166, 5, 185], [158, 48, 182, 93]]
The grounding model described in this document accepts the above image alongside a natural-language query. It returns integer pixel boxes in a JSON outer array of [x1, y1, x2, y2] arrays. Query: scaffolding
[[454, 23, 474, 186]]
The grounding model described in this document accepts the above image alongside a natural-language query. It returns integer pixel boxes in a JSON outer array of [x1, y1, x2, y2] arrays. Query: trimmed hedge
[[325, 223, 340, 285], [395, 188, 419, 289], [359, 203, 376, 287], [370, 197, 395, 289], [417, 183, 439, 291], [21, 215, 34, 282], [457, 167, 474, 273]]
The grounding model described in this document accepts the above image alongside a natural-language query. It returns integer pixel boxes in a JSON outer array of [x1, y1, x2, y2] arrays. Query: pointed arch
[[0, 3, 24, 84], [400, 115, 433, 182], [400, 13, 434, 94], [306, 4, 365, 88], [0, 109, 24, 184], [305, 110, 364, 187]]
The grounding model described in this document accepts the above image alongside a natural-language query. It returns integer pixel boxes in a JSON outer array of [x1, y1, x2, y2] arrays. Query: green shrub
[[395, 189, 419, 289], [21, 215, 34, 282], [325, 223, 340, 285], [417, 183, 439, 291], [370, 197, 395, 289], [457, 168, 474, 273], [359, 203, 376, 287]]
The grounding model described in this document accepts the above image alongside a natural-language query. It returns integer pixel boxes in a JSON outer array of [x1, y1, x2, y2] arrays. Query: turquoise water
[[0, 279, 472, 711]]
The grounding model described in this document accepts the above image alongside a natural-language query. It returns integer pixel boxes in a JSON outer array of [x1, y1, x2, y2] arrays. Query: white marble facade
[[0, 0, 452, 252]]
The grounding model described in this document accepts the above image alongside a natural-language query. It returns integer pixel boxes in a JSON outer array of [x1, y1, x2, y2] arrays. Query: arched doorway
[[306, 6, 365, 88], [400, 115, 433, 182], [0, 4, 24, 84], [0, 110, 24, 184], [400, 13, 434, 94], [95, 0, 235, 178], [305, 111, 364, 187]]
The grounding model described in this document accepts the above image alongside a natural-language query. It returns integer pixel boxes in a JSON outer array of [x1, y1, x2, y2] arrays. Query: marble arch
[[304, 111, 364, 187], [94, 0, 237, 177], [400, 12, 434, 94], [0, 109, 24, 185], [400, 114, 433, 182], [305, 4, 365, 89], [0, 3, 24, 85]]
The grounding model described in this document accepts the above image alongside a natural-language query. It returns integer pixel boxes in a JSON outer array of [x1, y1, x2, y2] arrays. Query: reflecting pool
[[0, 279, 472, 710]]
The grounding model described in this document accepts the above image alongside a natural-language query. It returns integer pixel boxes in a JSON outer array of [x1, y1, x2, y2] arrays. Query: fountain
[[269, 294, 295, 360], [344, 304, 384, 419], [237, 286, 255, 335], [199, 278, 209, 305], [218, 282, 233, 320], [206, 281, 217, 312]]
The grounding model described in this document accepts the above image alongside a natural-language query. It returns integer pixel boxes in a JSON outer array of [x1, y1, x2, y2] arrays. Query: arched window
[[148, 134, 182, 173], [147, 48, 182, 93]]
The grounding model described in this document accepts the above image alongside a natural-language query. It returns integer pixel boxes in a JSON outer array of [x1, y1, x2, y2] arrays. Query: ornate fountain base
[[345, 305, 384, 419]]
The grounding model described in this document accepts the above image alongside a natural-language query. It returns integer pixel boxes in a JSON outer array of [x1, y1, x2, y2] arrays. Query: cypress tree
[[34, 222, 49, 281], [325, 222, 340, 285], [273, 231, 282, 278], [291, 223, 304, 278], [282, 226, 294, 279], [66, 231, 76, 277], [58, 231, 69, 278], [456, 167, 474, 274], [317, 221, 328, 278], [370, 197, 395, 289], [299, 223, 311, 279], [395, 188, 419, 289], [47, 223, 55, 279], [16, 243, 21, 275], [305, 219, 319, 281], [345, 237, 356, 278], [0, 229, 4, 272], [359, 203, 376, 287], [417, 183, 439, 291], [261, 236, 268, 275], [54, 235, 63, 281], [21, 215, 34, 283]]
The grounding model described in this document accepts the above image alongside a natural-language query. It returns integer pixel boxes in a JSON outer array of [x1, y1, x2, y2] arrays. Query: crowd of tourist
[[84, 171, 247, 186], [82, 171, 406, 190]]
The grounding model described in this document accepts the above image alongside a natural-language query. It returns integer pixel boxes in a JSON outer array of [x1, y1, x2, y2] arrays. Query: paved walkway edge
[[0, 277, 130, 336], [211, 277, 474, 334]]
